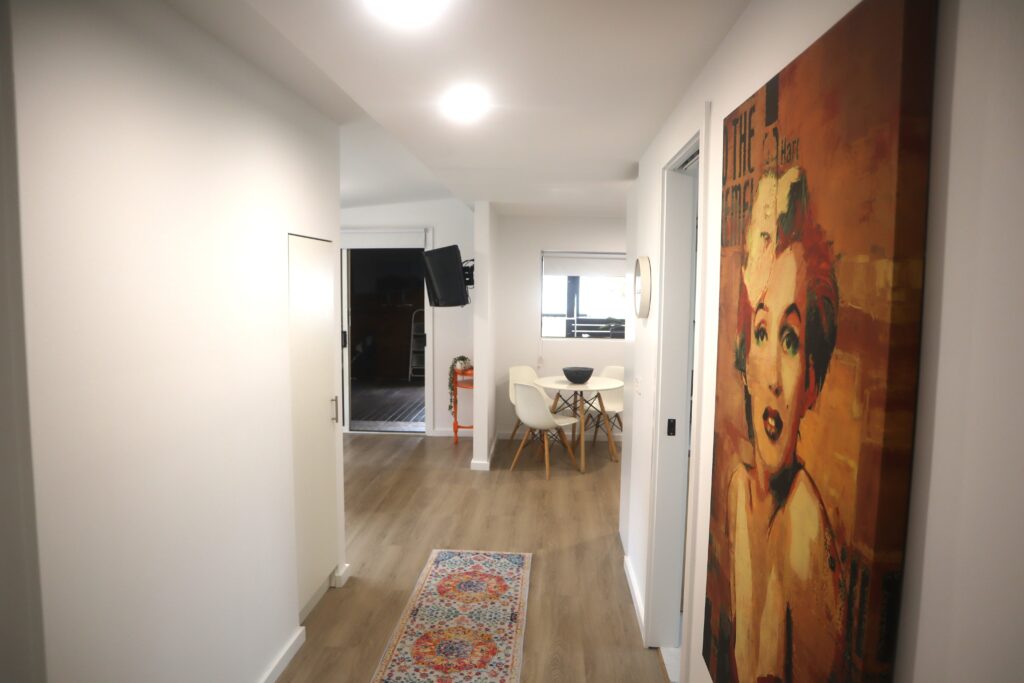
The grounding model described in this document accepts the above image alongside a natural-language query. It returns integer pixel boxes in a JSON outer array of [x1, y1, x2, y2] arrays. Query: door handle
[[331, 396, 339, 423]]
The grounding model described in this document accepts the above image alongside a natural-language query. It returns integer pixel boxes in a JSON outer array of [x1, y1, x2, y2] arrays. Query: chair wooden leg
[[557, 428, 578, 469], [602, 417, 618, 462], [543, 433, 551, 480], [597, 394, 618, 462], [571, 395, 578, 443], [510, 429, 532, 471], [592, 413, 601, 446], [510, 417, 522, 443]]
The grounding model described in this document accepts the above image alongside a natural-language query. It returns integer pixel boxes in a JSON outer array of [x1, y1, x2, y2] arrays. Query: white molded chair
[[589, 365, 624, 455], [510, 383, 577, 480], [507, 365, 539, 442]]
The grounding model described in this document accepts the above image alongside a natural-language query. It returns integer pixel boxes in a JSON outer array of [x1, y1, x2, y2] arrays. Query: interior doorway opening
[[348, 248, 426, 433], [645, 132, 701, 672]]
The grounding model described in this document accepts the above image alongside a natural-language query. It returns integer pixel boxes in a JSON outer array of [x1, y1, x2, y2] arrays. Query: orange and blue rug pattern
[[371, 549, 532, 683]]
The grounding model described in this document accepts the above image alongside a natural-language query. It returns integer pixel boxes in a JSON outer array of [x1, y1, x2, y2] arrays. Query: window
[[541, 251, 627, 339]]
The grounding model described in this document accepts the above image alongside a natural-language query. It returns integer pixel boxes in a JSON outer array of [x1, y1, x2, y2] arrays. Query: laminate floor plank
[[279, 433, 669, 683]]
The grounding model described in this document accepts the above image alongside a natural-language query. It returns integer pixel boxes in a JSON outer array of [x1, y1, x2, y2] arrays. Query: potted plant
[[448, 355, 472, 415]]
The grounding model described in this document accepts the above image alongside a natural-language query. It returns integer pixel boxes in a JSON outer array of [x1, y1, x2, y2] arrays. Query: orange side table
[[452, 367, 473, 444]]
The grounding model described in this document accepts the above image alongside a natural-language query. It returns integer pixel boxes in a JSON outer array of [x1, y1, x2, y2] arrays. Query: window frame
[[540, 251, 627, 340]]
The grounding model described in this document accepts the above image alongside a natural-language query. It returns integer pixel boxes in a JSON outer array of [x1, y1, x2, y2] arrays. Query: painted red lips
[[762, 407, 783, 442]]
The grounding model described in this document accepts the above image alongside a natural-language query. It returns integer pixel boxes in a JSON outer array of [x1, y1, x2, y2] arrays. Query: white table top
[[535, 375, 624, 392]]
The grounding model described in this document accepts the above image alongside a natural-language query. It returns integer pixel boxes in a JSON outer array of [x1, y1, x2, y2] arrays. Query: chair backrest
[[508, 365, 538, 405], [597, 365, 625, 406], [599, 365, 624, 381], [513, 383, 558, 430]]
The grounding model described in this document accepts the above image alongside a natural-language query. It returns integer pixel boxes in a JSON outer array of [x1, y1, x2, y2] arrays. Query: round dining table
[[534, 375, 624, 473]]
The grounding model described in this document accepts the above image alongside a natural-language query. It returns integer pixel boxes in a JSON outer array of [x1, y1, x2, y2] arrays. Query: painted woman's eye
[[781, 326, 800, 356], [754, 324, 768, 345]]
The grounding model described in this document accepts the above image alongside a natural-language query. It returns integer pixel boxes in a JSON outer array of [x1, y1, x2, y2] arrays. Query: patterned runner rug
[[371, 549, 532, 683]]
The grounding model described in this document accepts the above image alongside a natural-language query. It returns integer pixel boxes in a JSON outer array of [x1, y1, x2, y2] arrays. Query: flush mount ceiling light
[[361, 0, 453, 31], [438, 83, 493, 125]]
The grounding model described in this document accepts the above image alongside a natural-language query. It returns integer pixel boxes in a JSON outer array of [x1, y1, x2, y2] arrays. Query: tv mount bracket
[[462, 259, 475, 288]]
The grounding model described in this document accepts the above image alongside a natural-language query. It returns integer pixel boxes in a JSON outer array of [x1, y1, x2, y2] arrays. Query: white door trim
[[641, 102, 712, 649]]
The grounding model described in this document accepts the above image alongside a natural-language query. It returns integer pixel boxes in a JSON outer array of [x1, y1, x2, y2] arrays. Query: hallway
[[280, 434, 667, 682]]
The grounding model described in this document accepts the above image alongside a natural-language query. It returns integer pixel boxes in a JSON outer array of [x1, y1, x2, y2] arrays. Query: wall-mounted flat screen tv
[[423, 245, 470, 307]]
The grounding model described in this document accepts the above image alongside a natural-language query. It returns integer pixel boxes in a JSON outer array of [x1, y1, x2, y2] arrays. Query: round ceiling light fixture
[[361, 0, 453, 31], [438, 83, 493, 125]]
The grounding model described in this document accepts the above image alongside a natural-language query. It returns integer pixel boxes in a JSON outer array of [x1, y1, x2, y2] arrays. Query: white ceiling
[[173, 0, 750, 215], [167, 0, 365, 124], [337, 118, 453, 207]]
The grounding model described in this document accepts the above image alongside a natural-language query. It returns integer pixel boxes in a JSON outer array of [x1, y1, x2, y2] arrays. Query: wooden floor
[[279, 433, 668, 682]]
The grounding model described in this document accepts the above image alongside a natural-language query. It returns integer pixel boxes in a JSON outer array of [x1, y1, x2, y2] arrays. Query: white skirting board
[[660, 646, 682, 683], [258, 626, 305, 683], [331, 562, 352, 588], [623, 554, 645, 633], [300, 564, 352, 625], [470, 435, 499, 470], [299, 574, 332, 624]]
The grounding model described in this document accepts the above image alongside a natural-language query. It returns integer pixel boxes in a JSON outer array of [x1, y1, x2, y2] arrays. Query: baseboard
[[469, 458, 491, 471], [660, 647, 682, 683], [623, 554, 645, 633], [258, 626, 305, 683], [331, 563, 352, 588], [299, 573, 332, 624]]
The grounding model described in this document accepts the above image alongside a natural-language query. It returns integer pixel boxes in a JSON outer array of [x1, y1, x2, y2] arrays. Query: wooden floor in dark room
[[350, 381, 425, 432], [278, 433, 667, 683]]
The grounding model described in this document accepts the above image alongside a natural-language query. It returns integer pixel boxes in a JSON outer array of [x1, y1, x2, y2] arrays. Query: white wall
[[623, 0, 1024, 681], [492, 214, 626, 437], [0, 0, 45, 679], [11, 1, 339, 680], [619, 190, 638, 550], [340, 198, 475, 436], [895, 0, 1023, 679], [471, 201, 497, 468]]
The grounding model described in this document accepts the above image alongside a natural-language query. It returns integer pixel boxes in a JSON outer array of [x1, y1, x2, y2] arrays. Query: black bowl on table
[[562, 367, 594, 384]]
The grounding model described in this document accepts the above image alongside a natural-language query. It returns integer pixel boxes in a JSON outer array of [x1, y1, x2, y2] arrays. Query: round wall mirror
[[634, 256, 652, 318]]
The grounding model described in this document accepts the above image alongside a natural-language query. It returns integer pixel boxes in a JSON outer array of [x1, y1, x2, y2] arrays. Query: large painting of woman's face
[[701, 0, 936, 681], [747, 244, 812, 474]]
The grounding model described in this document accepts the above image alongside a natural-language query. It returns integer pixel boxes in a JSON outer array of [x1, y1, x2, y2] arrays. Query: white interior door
[[289, 234, 339, 620]]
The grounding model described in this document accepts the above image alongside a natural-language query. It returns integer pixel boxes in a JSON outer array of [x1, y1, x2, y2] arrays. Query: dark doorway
[[349, 249, 426, 433]]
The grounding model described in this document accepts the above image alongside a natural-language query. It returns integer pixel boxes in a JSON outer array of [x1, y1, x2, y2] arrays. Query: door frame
[[642, 104, 710, 648], [339, 226, 434, 434]]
